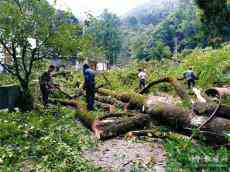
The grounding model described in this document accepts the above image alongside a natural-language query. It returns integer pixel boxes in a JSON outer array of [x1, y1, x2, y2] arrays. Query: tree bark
[[143, 97, 230, 134], [96, 89, 230, 143], [49, 91, 230, 144], [92, 112, 152, 139], [193, 102, 230, 120], [95, 94, 125, 108], [205, 87, 230, 98]]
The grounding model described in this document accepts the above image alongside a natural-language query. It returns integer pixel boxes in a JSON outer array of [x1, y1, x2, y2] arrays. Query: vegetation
[[85, 10, 122, 64], [0, 0, 84, 110], [0, 0, 229, 171], [195, 0, 230, 43], [0, 108, 100, 171]]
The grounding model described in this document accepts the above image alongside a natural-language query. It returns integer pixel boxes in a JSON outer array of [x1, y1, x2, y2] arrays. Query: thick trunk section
[[143, 97, 230, 134], [95, 95, 125, 108], [95, 89, 230, 143], [193, 102, 230, 120], [49, 90, 230, 144], [205, 87, 230, 98], [92, 112, 152, 139]]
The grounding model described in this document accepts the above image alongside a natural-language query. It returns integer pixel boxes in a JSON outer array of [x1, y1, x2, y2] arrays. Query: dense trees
[[195, 0, 230, 43], [147, 41, 172, 60], [85, 10, 122, 65], [128, 0, 210, 61]]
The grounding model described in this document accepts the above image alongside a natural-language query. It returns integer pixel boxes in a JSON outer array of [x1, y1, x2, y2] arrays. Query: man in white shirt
[[138, 69, 147, 90]]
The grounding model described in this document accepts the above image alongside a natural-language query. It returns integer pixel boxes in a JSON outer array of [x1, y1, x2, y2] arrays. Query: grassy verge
[[164, 138, 229, 172], [0, 107, 101, 171]]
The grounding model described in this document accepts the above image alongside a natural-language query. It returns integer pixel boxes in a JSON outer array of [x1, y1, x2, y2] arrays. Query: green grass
[[0, 107, 101, 171], [164, 139, 229, 172]]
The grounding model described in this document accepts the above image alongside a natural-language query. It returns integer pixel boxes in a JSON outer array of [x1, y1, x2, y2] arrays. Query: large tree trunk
[[193, 102, 230, 120], [95, 94, 125, 108], [205, 87, 230, 98], [92, 112, 152, 139], [49, 90, 230, 144], [95, 89, 230, 142], [143, 97, 230, 133]]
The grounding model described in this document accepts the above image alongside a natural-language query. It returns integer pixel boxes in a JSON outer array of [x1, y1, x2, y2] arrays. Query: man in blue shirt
[[83, 64, 95, 111], [183, 67, 197, 89]]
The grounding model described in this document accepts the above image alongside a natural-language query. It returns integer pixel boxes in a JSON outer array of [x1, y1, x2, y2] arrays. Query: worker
[[183, 67, 197, 89], [83, 64, 95, 111], [138, 68, 147, 90], [39, 65, 59, 107]]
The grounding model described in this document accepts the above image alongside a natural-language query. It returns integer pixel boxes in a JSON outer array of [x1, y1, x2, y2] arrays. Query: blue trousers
[[86, 89, 95, 111]]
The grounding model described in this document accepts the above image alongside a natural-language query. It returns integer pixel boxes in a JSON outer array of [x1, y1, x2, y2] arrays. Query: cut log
[[49, 90, 230, 144], [193, 102, 230, 120], [144, 97, 230, 133], [95, 89, 230, 143], [95, 101, 116, 112], [97, 88, 145, 109], [95, 95, 125, 108], [92, 113, 152, 139], [205, 87, 230, 98], [49, 99, 79, 108]]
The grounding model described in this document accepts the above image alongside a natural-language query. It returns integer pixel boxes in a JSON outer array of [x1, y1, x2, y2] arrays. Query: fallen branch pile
[[50, 78, 230, 145]]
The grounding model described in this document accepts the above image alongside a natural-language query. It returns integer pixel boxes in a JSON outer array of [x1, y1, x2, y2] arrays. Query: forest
[[0, 0, 229, 171]]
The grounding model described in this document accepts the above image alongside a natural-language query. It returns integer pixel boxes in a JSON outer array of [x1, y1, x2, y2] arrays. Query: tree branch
[[11, 41, 23, 82], [21, 43, 28, 74], [13, 0, 23, 15], [0, 62, 16, 76]]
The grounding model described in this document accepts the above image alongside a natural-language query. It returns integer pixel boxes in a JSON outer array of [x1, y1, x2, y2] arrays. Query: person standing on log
[[183, 67, 197, 89], [39, 65, 59, 107], [138, 69, 147, 90], [83, 64, 96, 111]]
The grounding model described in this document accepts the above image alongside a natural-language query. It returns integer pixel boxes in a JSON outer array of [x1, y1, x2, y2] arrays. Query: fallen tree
[[205, 87, 230, 98], [95, 89, 230, 143], [50, 84, 230, 144], [193, 102, 230, 120]]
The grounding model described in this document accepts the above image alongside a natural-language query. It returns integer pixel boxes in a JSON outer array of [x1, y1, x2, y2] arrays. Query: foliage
[[96, 44, 230, 94], [148, 0, 207, 51], [195, 0, 230, 42], [147, 41, 172, 61], [123, 0, 179, 27], [0, 108, 100, 171], [0, 73, 17, 86], [85, 10, 122, 64], [0, 0, 83, 110], [164, 138, 229, 171]]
